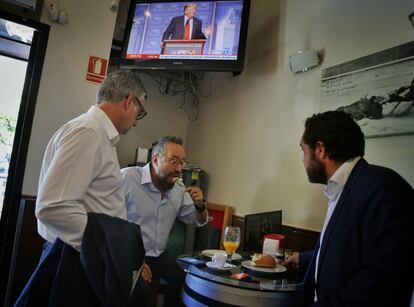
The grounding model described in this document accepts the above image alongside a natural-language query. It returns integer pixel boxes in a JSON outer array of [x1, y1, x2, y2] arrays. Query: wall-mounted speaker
[[289, 50, 319, 74]]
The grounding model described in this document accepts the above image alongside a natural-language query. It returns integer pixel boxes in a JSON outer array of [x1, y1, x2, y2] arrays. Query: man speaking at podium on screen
[[162, 3, 213, 43]]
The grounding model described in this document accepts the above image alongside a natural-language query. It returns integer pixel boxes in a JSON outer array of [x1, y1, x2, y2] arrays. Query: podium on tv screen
[[161, 39, 206, 56]]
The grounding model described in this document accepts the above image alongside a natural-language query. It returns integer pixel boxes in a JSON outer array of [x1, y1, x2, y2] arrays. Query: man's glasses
[[132, 95, 147, 120], [166, 157, 187, 166]]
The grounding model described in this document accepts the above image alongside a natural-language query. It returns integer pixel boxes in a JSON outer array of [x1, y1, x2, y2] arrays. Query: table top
[[177, 253, 303, 292]]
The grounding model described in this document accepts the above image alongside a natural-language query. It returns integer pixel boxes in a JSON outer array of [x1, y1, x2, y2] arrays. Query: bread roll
[[251, 253, 276, 268]]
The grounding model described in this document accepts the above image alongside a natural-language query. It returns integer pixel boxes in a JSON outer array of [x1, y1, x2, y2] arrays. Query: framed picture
[[244, 210, 282, 252], [320, 41, 414, 138]]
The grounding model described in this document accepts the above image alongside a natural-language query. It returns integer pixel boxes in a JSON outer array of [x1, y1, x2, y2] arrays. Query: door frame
[[0, 10, 49, 305]]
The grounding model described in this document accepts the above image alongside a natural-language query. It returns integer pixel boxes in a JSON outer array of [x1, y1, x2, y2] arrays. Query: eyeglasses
[[132, 96, 147, 120], [166, 157, 187, 166]]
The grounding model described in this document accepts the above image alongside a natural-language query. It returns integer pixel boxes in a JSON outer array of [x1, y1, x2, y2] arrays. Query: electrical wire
[[142, 70, 216, 121]]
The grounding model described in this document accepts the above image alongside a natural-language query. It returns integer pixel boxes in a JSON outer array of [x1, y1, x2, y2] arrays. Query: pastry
[[251, 253, 276, 268]]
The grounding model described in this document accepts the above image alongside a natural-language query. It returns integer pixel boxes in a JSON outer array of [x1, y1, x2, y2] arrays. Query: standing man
[[121, 136, 208, 307], [15, 70, 149, 306], [36, 69, 147, 251], [162, 3, 213, 42], [288, 110, 414, 306]]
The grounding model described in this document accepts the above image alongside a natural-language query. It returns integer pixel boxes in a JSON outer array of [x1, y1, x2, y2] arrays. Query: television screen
[[120, 0, 250, 72]]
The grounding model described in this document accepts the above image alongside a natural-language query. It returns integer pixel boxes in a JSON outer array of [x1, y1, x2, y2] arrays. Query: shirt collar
[[88, 105, 120, 146], [324, 157, 361, 201], [141, 163, 179, 198], [141, 163, 153, 185]]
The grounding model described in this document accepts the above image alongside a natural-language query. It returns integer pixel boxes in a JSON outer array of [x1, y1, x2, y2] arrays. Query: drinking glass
[[223, 226, 241, 262]]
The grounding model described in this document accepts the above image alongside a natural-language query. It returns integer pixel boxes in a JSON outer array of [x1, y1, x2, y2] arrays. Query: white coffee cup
[[212, 252, 227, 268]]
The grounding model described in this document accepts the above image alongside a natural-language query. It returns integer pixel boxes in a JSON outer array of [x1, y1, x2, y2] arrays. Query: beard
[[156, 170, 181, 191], [306, 155, 327, 184]]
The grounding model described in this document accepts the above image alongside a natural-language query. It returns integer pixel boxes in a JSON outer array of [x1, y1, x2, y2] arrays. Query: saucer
[[205, 261, 236, 271], [201, 249, 242, 260]]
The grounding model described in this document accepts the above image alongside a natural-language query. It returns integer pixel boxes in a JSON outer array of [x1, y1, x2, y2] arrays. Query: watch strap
[[195, 200, 206, 212]]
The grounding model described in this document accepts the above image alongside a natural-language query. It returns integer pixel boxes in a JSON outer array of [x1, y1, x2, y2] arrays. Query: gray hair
[[96, 70, 146, 104], [151, 136, 184, 158]]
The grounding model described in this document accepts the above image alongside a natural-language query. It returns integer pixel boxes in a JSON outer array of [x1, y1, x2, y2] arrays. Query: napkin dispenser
[[263, 233, 285, 261]]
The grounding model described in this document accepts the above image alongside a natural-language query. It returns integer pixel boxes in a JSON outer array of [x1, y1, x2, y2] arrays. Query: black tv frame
[[119, 0, 251, 73]]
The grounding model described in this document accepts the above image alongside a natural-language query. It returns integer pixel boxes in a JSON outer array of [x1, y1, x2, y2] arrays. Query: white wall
[[186, 0, 414, 231], [22, 0, 189, 195], [115, 74, 192, 167], [21, 0, 414, 231]]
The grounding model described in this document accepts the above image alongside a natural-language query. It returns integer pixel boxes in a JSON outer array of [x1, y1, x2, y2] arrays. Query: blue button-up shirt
[[121, 163, 207, 257]]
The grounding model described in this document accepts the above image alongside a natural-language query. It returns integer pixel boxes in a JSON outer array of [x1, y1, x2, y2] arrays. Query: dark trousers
[[135, 252, 185, 307]]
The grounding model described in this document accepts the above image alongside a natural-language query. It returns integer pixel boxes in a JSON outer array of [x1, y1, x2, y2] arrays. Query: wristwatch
[[195, 200, 206, 212]]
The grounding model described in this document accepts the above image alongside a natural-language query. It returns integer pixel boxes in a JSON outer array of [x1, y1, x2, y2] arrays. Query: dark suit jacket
[[14, 213, 145, 307], [302, 158, 414, 307], [162, 15, 206, 41]]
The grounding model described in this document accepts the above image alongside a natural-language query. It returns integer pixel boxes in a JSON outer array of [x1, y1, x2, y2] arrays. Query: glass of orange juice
[[223, 226, 241, 262]]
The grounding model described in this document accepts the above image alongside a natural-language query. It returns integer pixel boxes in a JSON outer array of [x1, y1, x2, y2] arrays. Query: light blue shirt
[[314, 156, 361, 302], [121, 163, 207, 257]]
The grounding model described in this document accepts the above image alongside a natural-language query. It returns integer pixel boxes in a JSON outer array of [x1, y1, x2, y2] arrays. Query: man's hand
[[185, 186, 203, 205], [140, 262, 152, 283], [281, 251, 300, 269], [186, 187, 207, 223], [204, 25, 214, 37]]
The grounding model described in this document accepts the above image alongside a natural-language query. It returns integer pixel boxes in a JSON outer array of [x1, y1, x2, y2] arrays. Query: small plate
[[241, 260, 287, 273], [202, 249, 242, 260], [206, 261, 236, 271]]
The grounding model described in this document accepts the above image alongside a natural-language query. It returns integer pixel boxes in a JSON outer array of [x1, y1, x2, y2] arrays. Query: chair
[[244, 210, 282, 252], [206, 202, 234, 250]]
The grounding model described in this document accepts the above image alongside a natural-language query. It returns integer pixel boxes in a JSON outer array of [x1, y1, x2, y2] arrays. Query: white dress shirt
[[314, 156, 361, 302], [36, 105, 126, 251], [121, 163, 208, 257]]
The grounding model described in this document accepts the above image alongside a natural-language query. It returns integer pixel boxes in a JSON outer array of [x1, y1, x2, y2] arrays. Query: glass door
[[0, 50, 28, 213], [0, 11, 49, 306]]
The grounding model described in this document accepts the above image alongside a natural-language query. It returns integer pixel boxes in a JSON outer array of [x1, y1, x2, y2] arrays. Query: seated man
[[285, 111, 413, 307], [121, 136, 208, 307]]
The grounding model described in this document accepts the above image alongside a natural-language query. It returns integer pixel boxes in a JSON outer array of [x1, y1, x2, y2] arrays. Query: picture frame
[[320, 41, 414, 138]]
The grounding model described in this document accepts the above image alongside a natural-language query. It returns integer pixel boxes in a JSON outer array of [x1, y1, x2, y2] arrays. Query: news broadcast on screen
[[125, 1, 245, 61]]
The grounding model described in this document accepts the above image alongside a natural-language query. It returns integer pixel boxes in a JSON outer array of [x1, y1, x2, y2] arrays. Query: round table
[[178, 256, 303, 307]]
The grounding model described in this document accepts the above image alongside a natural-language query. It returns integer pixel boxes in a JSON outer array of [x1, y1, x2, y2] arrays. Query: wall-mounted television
[[120, 0, 251, 72]]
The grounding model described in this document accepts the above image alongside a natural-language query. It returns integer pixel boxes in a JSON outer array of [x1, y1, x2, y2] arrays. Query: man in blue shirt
[[121, 136, 208, 307]]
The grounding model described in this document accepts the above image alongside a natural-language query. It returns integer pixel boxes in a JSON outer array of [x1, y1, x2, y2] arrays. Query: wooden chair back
[[206, 202, 234, 250]]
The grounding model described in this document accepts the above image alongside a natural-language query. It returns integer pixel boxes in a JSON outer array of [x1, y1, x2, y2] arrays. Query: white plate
[[241, 260, 287, 273], [205, 261, 236, 271], [201, 249, 242, 260]]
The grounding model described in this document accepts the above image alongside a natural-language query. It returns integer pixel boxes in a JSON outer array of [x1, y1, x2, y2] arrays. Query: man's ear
[[122, 95, 133, 112], [152, 154, 159, 167], [315, 141, 327, 160]]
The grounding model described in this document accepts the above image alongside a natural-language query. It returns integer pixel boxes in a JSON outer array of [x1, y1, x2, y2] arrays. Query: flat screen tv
[[120, 0, 251, 72]]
